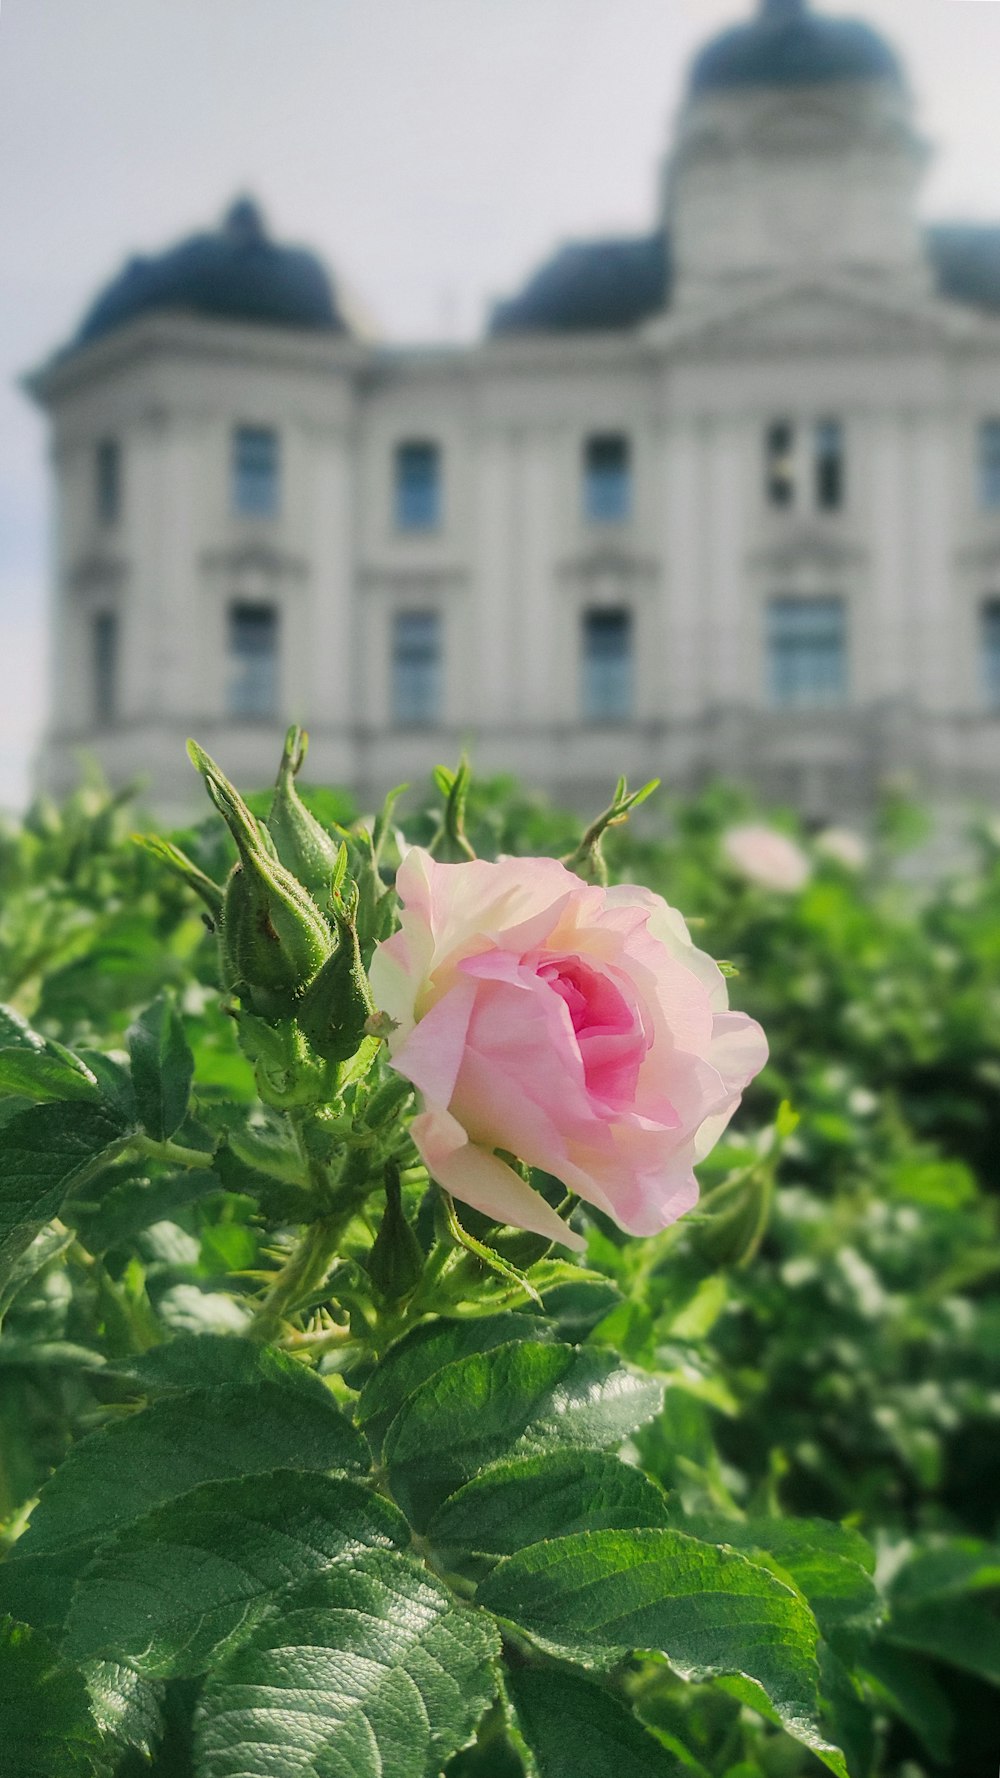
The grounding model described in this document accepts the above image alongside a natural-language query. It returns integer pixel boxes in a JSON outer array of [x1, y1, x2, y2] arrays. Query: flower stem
[[249, 1213, 352, 1344]]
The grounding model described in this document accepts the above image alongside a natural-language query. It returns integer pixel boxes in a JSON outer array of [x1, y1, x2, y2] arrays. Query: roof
[[689, 0, 903, 97], [488, 225, 1000, 337], [71, 198, 347, 351], [489, 234, 670, 336]]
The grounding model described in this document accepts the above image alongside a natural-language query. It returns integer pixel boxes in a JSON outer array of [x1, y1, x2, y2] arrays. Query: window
[[766, 421, 796, 508], [227, 602, 278, 718], [92, 612, 118, 724], [982, 599, 1000, 709], [96, 439, 121, 524], [582, 607, 633, 722], [395, 441, 441, 531], [767, 595, 846, 709], [979, 420, 1000, 510], [392, 610, 442, 725], [232, 426, 280, 516], [583, 434, 631, 523], [814, 419, 844, 511]]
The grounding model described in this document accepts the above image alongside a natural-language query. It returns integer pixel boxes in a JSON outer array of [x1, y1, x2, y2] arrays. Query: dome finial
[[223, 196, 267, 245], [760, 0, 807, 18]]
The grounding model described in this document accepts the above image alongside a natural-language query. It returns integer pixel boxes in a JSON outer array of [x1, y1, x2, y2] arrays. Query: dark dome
[[689, 0, 903, 96], [73, 198, 347, 349]]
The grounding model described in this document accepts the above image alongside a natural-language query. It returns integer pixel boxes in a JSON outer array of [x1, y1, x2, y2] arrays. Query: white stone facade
[[29, 4, 1000, 821]]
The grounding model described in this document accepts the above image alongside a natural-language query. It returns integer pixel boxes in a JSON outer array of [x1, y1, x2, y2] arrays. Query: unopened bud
[[296, 888, 376, 1066], [365, 1161, 424, 1302], [266, 726, 345, 906], [188, 740, 332, 1022]]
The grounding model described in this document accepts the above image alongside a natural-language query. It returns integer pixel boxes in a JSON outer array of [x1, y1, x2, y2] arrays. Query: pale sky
[[3, 0, 1000, 810]]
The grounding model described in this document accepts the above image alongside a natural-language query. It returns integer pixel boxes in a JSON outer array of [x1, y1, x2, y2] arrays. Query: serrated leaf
[[127, 994, 194, 1141], [0, 1544, 95, 1636], [83, 1660, 164, 1763], [385, 1342, 663, 1529], [478, 1529, 822, 1749], [0, 1005, 47, 1052], [0, 1100, 130, 1282], [528, 1275, 623, 1342], [676, 1514, 878, 1632], [195, 1551, 500, 1778], [714, 1675, 849, 1778], [0, 1616, 108, 1777], [18, 1381, 368, 1562], [0, 1045, 99, 1103], [356, 1312, 552, 1455], [110, 1331, 326, 1398], [429, 1449, 670, 1557], [65, 1472, 409, 1677], [506, 1668, 682, 1778], [69, 1166, 222, 1252]]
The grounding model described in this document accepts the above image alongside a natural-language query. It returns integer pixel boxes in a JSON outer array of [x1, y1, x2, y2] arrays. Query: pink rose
[[722, 823, 811, 893], [369, 849, 767, 1249]]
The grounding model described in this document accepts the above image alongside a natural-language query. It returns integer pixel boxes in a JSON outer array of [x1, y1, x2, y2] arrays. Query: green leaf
[[110, 1331, 326, 1398], [11, 1379, 368, 1580], [127, 993, 194, 1141], [714, 1675, 849, 1778], [83, 1660, 164, 1764], [0, 1616, 107, 1776], [0, 1545, 95, 1637], [65, 1471, 408, 1678], [0, 1100, 130, 1281], [858, 1643, 953, 1766], [888, 1538, 1000, 1607], [195, 1552, 500, 1778], [69, 1166, 222, 1251], [478, 1529, 822, 1746], [675, 1514, 878, 1632], [384, 1342, 663, 1528], [506, 1668, 682, 1778], [0, 1222, 74, 1319], [356, 1312, 552, 1455], [0, 1045, 99, 1104], [429, 1449, 670, 1557], [884, 1596, 1000, 1684], [528, 1275, 623, 1342]]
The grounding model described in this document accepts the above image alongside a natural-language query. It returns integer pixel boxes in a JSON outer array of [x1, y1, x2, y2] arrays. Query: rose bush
[[722, 821, 811, 892], [370, 846, 767, 1245]]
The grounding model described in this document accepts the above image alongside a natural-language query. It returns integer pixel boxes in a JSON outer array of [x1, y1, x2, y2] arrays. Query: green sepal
[[365, 1161, 424, 1303], [296, 886, 376, 1067]]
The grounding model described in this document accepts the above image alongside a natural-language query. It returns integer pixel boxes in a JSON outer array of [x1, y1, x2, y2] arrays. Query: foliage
[[0, 750, 997, 1777]]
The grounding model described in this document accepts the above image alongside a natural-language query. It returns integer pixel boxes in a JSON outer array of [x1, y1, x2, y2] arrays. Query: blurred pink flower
[[722, 823, 811, 893], [815, 827, 868, 871], [370, 849, 767, 1248]]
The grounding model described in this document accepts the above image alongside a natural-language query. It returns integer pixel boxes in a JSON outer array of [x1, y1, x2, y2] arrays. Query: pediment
[[748, 528, 867, 575], [557, 544, 658, 590], [662, 277, 959, 357]]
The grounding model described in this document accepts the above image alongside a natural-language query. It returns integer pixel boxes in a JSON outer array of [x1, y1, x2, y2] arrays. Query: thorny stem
[[249, 1212, 355, 1345]]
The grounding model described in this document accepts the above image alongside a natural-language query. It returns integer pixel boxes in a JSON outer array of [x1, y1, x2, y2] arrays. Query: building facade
[[29, 0, 1000, 819]]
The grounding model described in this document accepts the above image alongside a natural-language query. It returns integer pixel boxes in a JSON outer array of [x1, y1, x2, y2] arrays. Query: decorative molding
[[556, 543, 658, 589], [358, 564, 468, 597], [748, 527, 867, 574], [200, 540, 309, 581]]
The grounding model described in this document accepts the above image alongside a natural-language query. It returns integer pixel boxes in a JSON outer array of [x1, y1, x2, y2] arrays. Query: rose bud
[[188, 741, 332, 1022], [370, 850, 768, 1250], [297, 888, 376, 1066], [266, 725, 345, 907]]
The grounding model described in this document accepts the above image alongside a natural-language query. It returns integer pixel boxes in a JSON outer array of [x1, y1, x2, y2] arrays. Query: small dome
[[689, 0, 903, 96], [72, 198, 347, 349]]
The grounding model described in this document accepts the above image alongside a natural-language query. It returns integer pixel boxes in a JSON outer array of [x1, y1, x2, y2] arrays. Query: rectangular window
[[979, 420, 1000, 510], [583, 434, 631, 523], [227, 602, 279, 718], [96, 439, 121, 524], [582, 607, 633, 722], [394, 441, 441, 531], [982, 599, 1000, 709], [232, 426, 280, 517], [92, 611, 118, 724], [814, 418, 844, 511], [392, 609, 442, 725], [767, 595, 846, 709], [766, 421, 796, 508]]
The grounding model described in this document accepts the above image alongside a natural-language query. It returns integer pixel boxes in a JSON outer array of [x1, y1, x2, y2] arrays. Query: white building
[[28, 0, 1000, 820]]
